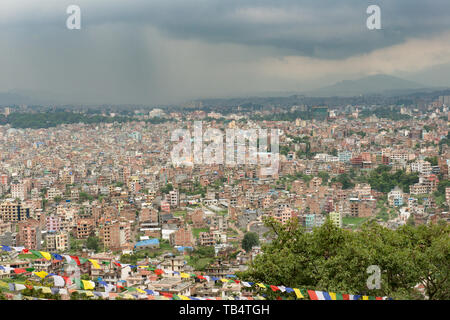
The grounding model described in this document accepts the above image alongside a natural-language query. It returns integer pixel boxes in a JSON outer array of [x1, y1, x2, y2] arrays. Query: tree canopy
[[238, 217, 449, 300], [242, 232, 260, 253]]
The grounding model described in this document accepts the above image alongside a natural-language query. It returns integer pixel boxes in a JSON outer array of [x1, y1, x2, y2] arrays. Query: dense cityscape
[[0, 93, 449, 300]]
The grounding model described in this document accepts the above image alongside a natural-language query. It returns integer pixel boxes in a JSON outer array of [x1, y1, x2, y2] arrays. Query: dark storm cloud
[[80, 0, 450, 59], [4, 0, 450, 59]]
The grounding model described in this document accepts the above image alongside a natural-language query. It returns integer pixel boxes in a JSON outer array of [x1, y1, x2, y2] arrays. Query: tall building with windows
[[11, 182, 27, 201], [46, 231, 70, 252], [0, 201, 31, 222], [329, 211, 342, 228], [17, 218, 41, 250]]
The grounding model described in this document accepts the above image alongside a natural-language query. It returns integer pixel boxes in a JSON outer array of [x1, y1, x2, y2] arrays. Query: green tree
[[238, 217, 449, 300], [242, 232, 260, 252], [424, 157, 438, 166], [331, 173, 354, 189], [161, 183, 174, 194], [86, 235, 100, 252]]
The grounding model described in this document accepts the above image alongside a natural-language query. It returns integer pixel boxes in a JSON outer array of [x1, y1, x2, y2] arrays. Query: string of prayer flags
[[0, 243, 391, 300]]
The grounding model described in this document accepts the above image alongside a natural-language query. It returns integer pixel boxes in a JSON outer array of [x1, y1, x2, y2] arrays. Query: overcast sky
[[1, 0, 450, 105]]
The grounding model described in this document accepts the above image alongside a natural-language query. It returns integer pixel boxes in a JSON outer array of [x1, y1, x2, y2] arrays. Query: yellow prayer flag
[[363, 296, 369, 300], [136, 288, 146, 294], [329, 292, 337, 300], [33, 271, 48, 279], [39, 251, 52, 260], [180, 273, 190, 278], [256, 283, 266, 288], [179, 295, 190, 300], [221, 278, 229, 283], [82, 280, 95, 290], [293, 288, 304, 299], [89, 259, 101, 269]]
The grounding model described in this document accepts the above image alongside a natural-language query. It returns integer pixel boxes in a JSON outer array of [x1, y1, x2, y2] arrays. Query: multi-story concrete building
[[46, 231, 70, 252], [17, 218, 41, 250], [410, 160, 432, 175], [99, 220, 131, 251], [329, 211, 342, 228], [0, 201, 31, 222], [170, 225, 194, 247], [169, 190, 179, 207], [46, 214, 62, 232], [75, 218, 94, 239], [11, 182, 27, 201], [199, 232, 215, 246]]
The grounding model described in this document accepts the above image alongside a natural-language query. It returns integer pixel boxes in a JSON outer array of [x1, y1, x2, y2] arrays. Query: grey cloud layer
[[0, 0, 449, 105], [4, 0, 450, 58]]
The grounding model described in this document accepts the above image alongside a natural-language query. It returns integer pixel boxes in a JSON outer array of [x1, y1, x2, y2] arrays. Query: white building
[[410, 160, 432, 175]]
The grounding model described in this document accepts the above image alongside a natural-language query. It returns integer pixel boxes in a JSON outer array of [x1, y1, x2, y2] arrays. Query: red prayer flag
[[342, 294, 350, 300], [154, 269, 164, 275], [113, 262, 122, 268], [14, 268, 27, 274], [270, 285, 279, 292], [70, 255, 81, 266], [307, 290, 319, 300]]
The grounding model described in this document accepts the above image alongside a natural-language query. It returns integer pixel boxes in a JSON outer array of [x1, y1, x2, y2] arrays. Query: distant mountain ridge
[[0, 74, 448, 106], [305, 74, 431, 97]]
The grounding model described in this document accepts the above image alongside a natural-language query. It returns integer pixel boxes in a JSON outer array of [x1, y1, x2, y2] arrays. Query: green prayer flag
[[79, 258, 89, 264], [30, 250, 42, 258]]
